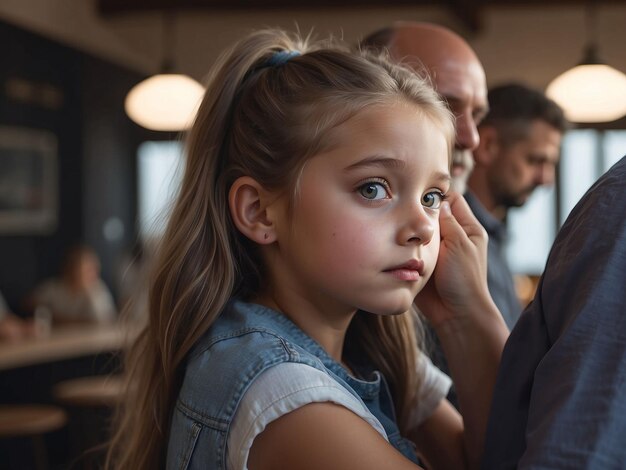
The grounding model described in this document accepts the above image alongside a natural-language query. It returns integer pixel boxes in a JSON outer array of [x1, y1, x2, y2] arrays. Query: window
[[137, 141, 184, 239], [605, 131, 626, 171], [506, 185, 556, 275], [506, 129, 626, 275]]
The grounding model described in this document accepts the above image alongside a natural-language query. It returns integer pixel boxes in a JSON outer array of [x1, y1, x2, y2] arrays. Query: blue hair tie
[[265, 50, 301, 67]]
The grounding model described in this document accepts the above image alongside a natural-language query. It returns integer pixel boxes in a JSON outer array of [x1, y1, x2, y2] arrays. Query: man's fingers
[[445, 192, 487, 242], [439, 200, 465, 240]]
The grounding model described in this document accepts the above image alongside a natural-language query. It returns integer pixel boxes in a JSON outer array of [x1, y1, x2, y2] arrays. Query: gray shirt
[[482, 156, 626, 469]]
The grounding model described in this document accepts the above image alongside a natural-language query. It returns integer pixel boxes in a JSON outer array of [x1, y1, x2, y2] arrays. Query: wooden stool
[[0, 404, 67, 470], [53, 375, 123, 470], [53, 375, 124, 408]]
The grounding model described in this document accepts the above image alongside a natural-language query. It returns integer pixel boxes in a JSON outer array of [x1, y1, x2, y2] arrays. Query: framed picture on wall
[[0, 126, 58, 234]]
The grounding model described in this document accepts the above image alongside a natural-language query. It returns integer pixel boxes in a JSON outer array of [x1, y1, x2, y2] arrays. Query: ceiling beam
[[98, 0, 439, 15], [97, 0, 623, 37], [447, 0, 483, 33], [98, 0, 626, 14]]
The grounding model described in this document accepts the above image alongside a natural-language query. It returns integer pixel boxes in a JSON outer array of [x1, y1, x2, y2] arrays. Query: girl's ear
[[228, 176, 278, 245], [474, 126, 500, 165]]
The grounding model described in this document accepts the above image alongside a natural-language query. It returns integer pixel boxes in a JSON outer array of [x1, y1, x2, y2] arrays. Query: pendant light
[[546, 1, 626, 123], [125, 14, 205, 131]]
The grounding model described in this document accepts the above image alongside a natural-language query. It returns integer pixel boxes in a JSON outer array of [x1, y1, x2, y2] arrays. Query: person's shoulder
[[607, 155, 626, 176], [176, 311, 326, 430], [191, 300, 320, 364], [557, 156, 626, 239], [188, 321, 297, 369], [181, 299, 329, 396], [245, 397, 418, 470], [589, 156, 626, 198], [228, 362, 388, 470]]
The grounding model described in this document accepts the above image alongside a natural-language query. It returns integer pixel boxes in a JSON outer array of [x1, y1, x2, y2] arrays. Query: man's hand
[[416, 192, 491, 328]]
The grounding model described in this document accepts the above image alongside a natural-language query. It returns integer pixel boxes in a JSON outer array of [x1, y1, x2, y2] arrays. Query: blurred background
[[0, 0, 625, 310], [0, 1, 625, 468]]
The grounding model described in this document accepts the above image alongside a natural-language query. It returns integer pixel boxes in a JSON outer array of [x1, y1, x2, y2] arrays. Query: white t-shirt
[[226, 353, 451, 470], [33, 279, 116, 323]]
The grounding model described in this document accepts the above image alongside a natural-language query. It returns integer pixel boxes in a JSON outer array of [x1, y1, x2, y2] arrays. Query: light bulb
[[546, 64, 626, 123], [125, 74, 205, 131]]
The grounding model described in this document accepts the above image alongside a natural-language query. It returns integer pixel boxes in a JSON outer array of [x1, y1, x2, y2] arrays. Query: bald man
[[362, 21, 488, 193]]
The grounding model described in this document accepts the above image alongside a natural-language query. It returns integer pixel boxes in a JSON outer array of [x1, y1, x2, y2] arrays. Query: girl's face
[[267, 102, 450, 318]]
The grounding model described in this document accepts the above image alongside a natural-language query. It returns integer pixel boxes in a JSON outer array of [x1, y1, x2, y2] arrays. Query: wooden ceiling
[[97, 0, 620, 33]]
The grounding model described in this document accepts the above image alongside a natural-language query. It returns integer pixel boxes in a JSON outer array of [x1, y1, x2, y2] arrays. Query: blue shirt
[[482, 156, 626, 469]]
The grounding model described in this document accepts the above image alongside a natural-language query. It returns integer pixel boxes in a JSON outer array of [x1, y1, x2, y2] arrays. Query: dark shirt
[[482, 156, 626, 469], [465, 191, 522, 329]]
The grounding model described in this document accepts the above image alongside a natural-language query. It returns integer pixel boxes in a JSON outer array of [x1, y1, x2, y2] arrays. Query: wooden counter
[[0, 323, 133, 371]]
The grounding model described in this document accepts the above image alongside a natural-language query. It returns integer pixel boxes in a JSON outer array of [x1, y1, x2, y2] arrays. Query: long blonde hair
[[107, 29, 454, 470]]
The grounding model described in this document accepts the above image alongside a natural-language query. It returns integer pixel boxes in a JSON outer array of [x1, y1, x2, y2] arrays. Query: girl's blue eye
[[359, 182, 388, 200], [422, 192, 445, 209]]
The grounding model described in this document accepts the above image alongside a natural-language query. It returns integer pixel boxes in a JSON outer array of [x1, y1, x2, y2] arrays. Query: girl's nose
[[396, 206, 435, 246]]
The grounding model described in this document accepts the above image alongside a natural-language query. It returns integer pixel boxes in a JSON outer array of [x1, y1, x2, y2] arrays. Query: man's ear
[[475, 126, 500, 165], [228, 176, 278, 245]]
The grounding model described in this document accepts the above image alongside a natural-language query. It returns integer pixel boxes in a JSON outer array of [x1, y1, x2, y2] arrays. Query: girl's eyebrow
[[434, 172, 452, 184], [343, 155, 407, 171], [343, 156, 452, 184]]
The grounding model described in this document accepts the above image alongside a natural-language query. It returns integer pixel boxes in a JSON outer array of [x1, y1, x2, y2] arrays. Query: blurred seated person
[[29, 245, 116, 325], [0, 290, 36, 341]]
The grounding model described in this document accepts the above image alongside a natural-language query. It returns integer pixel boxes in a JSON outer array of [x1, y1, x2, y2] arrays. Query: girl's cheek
[[324, 224, 378, 266]]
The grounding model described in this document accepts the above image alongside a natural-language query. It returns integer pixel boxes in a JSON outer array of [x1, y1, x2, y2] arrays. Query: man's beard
[[450, 149, 475, 194], [498, 185, 537, 209]]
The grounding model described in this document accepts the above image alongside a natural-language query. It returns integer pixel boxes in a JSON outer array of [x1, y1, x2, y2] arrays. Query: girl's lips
[[385, 268, 422, 281], [384, 260, 425, 281]]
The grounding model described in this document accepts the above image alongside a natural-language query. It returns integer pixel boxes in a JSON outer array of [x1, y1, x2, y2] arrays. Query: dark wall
[[81, 57, 143, 293], [0, 20, 148, 313]]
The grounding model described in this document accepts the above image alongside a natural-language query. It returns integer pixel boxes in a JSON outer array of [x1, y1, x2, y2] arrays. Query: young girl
[[108, 29, 508, 470]]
